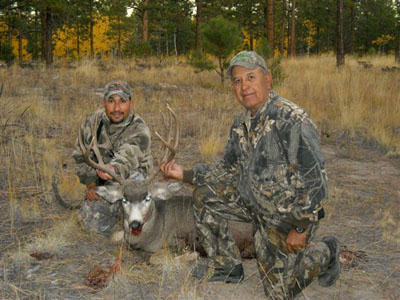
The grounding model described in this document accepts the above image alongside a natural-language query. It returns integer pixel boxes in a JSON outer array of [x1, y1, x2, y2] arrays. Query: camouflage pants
[[193, 185, 331, 299], [79, 197, 120, 235]]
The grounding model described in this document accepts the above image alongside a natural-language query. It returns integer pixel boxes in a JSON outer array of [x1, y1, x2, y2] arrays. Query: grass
[[0, 54, 399, 299], [279, 55, 400, 153]]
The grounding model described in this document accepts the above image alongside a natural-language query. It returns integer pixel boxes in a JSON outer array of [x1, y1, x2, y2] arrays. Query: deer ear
[[149, 182, 183, 200], [94, 185, 124, 204], [167, 182, 183, 193]]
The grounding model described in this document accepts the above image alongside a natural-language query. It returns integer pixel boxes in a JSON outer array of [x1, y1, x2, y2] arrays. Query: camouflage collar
[[241, 91, 278, 129]]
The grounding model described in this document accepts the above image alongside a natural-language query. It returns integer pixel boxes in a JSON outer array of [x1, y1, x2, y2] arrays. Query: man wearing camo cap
[[161, 51, 340, 299], [72, 80, 153, 234]]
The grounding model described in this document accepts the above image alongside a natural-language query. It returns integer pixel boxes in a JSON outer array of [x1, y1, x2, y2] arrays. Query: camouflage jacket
[[193, 91, 328, 229], [72, 109, 153, 186]]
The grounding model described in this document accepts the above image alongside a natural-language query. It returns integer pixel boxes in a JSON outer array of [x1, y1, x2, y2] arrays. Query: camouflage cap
[[104, 80, 132, 100], [227, 51, 268, 77]]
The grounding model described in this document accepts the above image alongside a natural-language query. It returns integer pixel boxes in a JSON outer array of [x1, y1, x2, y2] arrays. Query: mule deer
[[78, 104, 254, 256]]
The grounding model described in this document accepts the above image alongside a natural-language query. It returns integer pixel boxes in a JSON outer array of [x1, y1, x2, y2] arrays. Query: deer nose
[[130, 220, 142, 230]]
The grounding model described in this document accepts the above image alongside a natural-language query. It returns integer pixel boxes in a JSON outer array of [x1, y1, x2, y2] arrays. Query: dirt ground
[[1, 140, 399, 299]]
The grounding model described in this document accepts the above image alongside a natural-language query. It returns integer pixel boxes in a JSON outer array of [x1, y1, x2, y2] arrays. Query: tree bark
[[17, 8, 22, 62], [349, 0, 356, 54], [40, 0, 53, 65], [397, 29, 400, 63], [174, 30, 178, 57], [76, 24, 80, 57], [396, 0, 400, 63], [117, 15, 121, 58], [195, 0, 203, 52], [142, 0, 149, 42], [280, 0, 286, 56], [336, 0, 345, 67], [266, 0, 274, 54], [89, 0, 94, 58], [289, 0, 296, 57]]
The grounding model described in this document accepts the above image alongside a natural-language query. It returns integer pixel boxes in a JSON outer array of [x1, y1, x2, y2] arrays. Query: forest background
[[1, 0, 400, 65]]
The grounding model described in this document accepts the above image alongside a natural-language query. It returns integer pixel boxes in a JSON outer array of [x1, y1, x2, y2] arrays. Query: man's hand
[[160, 160, 184, 181], [86, 182, 101, 201], [286, 229, 307, 253], [96, 164, 115, 180]]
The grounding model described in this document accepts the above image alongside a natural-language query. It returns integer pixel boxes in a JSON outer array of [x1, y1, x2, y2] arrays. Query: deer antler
[[147, 103, 180, 183], [78, 114, 124, 185]]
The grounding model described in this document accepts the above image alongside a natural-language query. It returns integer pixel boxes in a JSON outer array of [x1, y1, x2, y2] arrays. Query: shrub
[[0, 43, 15, 63]]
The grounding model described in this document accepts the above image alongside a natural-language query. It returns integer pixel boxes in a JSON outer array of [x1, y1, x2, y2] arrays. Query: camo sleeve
[[108, 123, 152, 179], [193, 123, 239, 187], [277, 118, 328, 226], [71, 116, 97, 186]]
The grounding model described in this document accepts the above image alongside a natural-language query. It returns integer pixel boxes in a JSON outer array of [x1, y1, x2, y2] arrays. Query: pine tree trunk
[[280, 0, 286, 56], [142, 0, 149, 42], [174, 31, 178, 57], [349, 0, 356, 54], [76, 25, 80, 57], [336, 0, 345, 67], [118, 15, 121, 58], [89, 0, 94, 58], [195, 0, 203, 52], [396, 28, 400, 63], [40, 1, 53, 65], [289, 0, 296, 57], [266, 0, 274, 54], [396, 1, 400, 63], [17, 9, 22, 62]]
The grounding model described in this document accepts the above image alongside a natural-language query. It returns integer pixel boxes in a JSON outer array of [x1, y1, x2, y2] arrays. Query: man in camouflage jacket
[[72, 80, 153, 234], [161, 51, 340, 299]]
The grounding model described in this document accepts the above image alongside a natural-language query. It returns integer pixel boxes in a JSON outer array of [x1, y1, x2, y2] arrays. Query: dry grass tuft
[[379, 205, 400, 247], [278, 55, 400, 154], [25, 215, 80, 254]]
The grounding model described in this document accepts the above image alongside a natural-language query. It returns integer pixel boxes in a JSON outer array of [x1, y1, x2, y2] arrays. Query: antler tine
[[78, 114, 124, 185], [147, 104, 180, 183], [157, 109, 171, 162], [154, 103, 179, 163]]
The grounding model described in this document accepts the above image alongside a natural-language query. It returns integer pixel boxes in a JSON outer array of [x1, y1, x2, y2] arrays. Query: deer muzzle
[[129, 220, 143, 236]]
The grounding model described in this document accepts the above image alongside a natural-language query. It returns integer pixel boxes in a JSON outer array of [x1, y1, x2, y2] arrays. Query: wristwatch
[[295, 227, 306, 234]]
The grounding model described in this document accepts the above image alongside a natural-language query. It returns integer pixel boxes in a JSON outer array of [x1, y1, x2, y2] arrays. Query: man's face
[[103, 94, 133, 123], [231, 66, 272, 116]]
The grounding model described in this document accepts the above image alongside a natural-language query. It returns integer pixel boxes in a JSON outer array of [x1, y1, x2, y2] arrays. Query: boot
[[318, 236, 341, 287], [192, 262, 244, 283]]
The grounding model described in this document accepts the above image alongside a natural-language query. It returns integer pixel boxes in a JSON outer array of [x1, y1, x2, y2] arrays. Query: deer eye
[[144, 195, 152, 202]]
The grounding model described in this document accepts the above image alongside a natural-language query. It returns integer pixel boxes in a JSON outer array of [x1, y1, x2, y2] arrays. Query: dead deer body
[[94, 181, 254, 256], [76, 104, 254, 257]]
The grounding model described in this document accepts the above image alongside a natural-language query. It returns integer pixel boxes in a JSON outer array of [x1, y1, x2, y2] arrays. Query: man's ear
[[94, 185, 124, 203], [266, 72, 273, 88]]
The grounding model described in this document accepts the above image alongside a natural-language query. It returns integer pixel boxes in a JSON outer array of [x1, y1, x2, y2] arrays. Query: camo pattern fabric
[[193, 184, 331, 299], [253, 224, 331, 299], [79, 197, 121, 235], [72, 108, 153, 186], [72, 109, 153, 234], [193, 91, 328, 230]]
